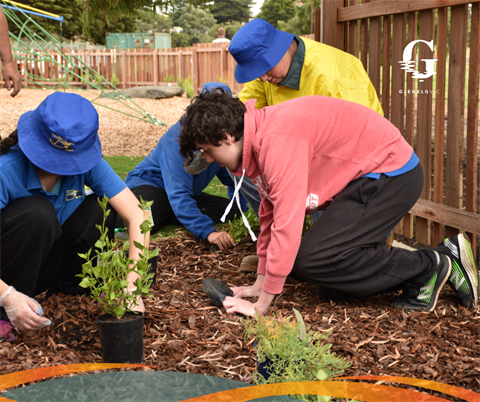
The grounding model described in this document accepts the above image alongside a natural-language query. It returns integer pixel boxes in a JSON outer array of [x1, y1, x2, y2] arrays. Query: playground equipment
[[1, 0, 166, 125]]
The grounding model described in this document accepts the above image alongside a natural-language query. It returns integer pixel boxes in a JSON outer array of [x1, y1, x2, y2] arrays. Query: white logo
[[306, 193, 319, 212], [399, 39, 437, 82]]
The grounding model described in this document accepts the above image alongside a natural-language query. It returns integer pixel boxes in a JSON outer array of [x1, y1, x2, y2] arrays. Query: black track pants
[[293, 163, 436, 299]]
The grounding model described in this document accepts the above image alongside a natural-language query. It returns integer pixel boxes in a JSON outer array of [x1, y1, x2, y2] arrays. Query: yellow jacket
[[239, 37, 383, 115]]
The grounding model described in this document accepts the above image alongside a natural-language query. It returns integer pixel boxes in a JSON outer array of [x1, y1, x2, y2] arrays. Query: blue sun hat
[[17, 92, 102, 175], [229, 18, 294, 84]]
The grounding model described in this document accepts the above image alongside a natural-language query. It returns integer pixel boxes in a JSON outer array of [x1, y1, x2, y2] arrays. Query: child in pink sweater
[[179, 90, 478, 317]]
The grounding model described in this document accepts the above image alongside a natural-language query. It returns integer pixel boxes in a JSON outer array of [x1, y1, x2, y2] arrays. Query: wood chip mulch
[[1, 235, 479, 399]]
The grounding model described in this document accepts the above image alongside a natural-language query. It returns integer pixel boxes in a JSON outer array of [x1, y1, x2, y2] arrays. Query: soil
[[1, 234, 479, 400], [1, 89, 479, 399]]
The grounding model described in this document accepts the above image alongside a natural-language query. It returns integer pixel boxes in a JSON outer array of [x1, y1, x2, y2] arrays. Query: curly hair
[[0, 130, 18, 155], [179, 89, 246, 165]]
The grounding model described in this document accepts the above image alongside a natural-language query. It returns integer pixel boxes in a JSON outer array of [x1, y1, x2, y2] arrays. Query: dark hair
[[179, 89, 246, 165], [0, 130, 18, 155]]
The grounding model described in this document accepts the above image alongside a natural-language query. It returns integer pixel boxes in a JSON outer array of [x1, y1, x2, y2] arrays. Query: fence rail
[[320, 0, 480, 248]]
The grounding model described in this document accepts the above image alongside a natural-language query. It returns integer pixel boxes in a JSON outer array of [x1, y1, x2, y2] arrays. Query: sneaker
[[439, 233, 478, 308], [391, 251, 451, 312], [0, 320, 15, 342], [239, 255, 259, 273]]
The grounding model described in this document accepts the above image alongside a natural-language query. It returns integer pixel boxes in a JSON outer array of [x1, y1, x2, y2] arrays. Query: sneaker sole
[[457, 233, 478, 308], [424, 255, 451, 311]]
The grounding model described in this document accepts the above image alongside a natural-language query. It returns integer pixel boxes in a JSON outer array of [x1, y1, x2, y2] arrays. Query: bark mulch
[[1, 235, 479, 399]]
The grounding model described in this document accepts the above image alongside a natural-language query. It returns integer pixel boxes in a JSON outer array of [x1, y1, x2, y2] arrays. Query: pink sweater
[[232, 96, 415, 295]]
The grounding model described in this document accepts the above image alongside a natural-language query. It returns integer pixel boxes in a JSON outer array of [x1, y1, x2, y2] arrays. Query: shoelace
[[221, 169, 257, 242]]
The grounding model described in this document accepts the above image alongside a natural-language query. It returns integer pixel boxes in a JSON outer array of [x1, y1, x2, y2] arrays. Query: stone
[[122, 85, 184, 99]]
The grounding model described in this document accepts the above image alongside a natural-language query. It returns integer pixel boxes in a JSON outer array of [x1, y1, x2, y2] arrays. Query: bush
[[178, 76, 194, 98]]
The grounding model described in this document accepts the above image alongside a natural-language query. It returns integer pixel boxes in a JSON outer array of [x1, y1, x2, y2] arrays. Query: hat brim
[[234, 31, 294, 84], [18, 111, 102, 176]]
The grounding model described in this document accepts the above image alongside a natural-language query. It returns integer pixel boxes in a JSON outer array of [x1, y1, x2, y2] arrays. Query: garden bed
[[1, 234, 478, 398]]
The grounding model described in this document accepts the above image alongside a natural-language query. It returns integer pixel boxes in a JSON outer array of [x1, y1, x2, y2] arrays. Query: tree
[[257, 0, 297, 29], [277, 2, 319, 35], [171, 31, 191, 47], [210, 0, 253, 24], [136, 9, 173, 33], [7, 0, 138, 45], [175, 7, 217, 44]]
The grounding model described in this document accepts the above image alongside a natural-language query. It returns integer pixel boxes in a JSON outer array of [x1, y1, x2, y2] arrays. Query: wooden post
[[368, 0, 381, 94], [314, 9, 321, 42], [347, 0, 359, 57], [445, 4, 468, 239], [192, 44, 199, 95], [433, 7, 448, 247], [320, 0, 344, 49], [178, 50, 183, 81], [121, 50, 127, 89], [381, 15, 391, 119], [153, 49, 158, 86], [465, 2, 480, 249]]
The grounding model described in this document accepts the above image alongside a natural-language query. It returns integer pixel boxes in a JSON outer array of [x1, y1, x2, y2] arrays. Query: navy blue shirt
[[0, 145, 126, 225]]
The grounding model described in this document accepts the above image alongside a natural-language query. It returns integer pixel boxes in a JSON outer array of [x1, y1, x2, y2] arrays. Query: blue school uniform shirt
[[0, 145, 126, 225], [125, 121, 248, 241]]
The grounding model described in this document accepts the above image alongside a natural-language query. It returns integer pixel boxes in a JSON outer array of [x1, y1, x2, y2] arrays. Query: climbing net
[[2, 0, 165, 125]]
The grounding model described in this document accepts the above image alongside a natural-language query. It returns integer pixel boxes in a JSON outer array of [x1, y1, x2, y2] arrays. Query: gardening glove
[[127, 287, 145, 313], [0, 286, 51, 331]]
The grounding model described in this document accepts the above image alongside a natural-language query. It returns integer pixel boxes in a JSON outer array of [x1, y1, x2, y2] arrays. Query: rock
[[122, 85, 184, 99]]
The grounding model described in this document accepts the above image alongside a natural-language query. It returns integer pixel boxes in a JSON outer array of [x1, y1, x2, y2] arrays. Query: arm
[[222, 136, 311, 316], [108, 187, 149, 289], [160, 139, 235, 249], [0, 7, 21, 97]]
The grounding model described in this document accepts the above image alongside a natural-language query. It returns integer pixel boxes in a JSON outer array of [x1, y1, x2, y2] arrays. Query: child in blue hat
[[119, 82, 249, 250], [0, 92, 151, 333]]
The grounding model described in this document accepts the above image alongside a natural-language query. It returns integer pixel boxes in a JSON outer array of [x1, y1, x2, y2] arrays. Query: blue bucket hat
[[229, 19, 294, 84], [200, 81, 232, 96], [17, 92, 102, 175]]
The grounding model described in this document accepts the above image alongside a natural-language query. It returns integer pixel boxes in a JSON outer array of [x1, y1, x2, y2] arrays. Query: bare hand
[[207, 231, 236, 250], [223, 296, 261, 317], [2, 60, 22, 97], [231, 285, 262, 298]]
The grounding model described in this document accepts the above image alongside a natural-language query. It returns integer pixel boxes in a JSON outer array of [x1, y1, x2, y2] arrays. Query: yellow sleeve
[[238, 80, 268, 109]]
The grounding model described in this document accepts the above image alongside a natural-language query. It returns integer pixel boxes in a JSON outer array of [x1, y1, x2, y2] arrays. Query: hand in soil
[[202, 279, 233, 307], [206, 231, 236, 250]]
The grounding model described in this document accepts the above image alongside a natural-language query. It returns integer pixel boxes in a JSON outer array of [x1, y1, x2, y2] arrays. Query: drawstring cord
[[221, 169, 257, 242]]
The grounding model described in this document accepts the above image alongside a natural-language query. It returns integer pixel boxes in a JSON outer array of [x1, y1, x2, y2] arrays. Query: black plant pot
[[96, 312, 144, 363]]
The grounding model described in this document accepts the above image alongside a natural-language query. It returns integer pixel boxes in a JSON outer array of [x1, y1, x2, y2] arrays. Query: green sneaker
[[391, 251, 451, 312], [439, 233, 478, 308]]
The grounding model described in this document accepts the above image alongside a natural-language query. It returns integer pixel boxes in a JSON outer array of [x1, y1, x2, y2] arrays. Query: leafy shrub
[[178, 76, 194, 98]]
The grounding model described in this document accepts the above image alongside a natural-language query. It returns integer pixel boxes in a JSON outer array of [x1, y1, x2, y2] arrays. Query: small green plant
[[165, 74, 175, 83], [216, 74, 228, 84], [241, 309, 351, 402], [227, 209, 259, 242], [77, 195, 159, 319], [111, 72, 120, 88], [178, 75, 194, 98]]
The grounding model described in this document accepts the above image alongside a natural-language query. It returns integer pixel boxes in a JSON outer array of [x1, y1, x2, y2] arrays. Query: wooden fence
[[4, 34, 317, 95], [319, 0, 479, 247]]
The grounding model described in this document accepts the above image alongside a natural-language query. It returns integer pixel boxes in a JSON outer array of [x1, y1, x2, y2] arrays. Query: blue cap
[[229, 19, 294, 84], [201, 81, 232, 96], [18, 92, 102, 175]]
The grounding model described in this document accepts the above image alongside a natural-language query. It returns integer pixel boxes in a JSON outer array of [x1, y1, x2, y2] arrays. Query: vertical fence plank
[[368, 0, 381, 95], [415, 9, 435, 245], [381, 14, 391, 119], [466, 2, 480, 248], [121, 50, 126, 89], [391, 13, 406, 236], [402, 11, 418, 239], [433, 7, 448, 247], [445, 4, 468, 239], [321, 0, 345, 49], [192, 44, 199, 95], [360, 17, 368, 70], [347, 0, 359, 58]]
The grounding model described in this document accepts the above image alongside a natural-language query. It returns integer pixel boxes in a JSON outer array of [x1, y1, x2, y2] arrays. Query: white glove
[[126, 287, 145, 313], [0, 286, 51, 331]]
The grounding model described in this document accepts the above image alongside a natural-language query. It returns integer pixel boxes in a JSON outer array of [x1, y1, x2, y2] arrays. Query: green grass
[[104, 156, 144, 181]]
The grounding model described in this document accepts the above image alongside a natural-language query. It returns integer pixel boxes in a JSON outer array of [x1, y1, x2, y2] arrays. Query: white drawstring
[[221, 169, 257, 242]]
